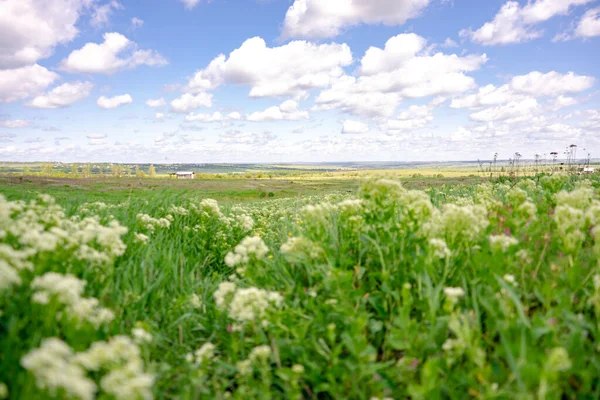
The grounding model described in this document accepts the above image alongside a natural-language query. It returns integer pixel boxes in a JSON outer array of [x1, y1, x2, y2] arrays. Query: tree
[[82, 164, 92, 178], [41, 163, 53, 176], [148, 164, 156, 177], [135, 165, 145, 178], [71, 163, 79, 177]]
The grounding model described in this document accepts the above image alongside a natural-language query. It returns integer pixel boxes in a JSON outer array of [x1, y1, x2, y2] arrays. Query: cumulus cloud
[[0, 0, 89, 69], [450, 84, 526, 109], [170, 92, 213, 113], [247, 100, 310, 121], [187, 37, 352, 98], [460, 0, 593, 45], [281, 0, 431, 39], [451, 71, 594, 110], [28, 81, 93, 108], [146, 98, 166, 107], [385, 105, 434, 133], [60, 32, 167, 74], [554, 7, 600, 41], [341, 120, 370, 134], [314, 33, 487, 117], [185, 111, 242, 122], [0, 64, 59, 103], [97, 94, 133, 109], [470, 98, 540, 123], [0, 120, 31, 128], [510, 71, 594, 96]]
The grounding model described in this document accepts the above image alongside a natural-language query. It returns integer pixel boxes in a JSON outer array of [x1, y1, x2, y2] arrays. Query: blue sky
[[1, 0, 599, 162]]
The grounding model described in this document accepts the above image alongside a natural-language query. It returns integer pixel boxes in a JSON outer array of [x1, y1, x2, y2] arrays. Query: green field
[[1, 172, 600, 399]]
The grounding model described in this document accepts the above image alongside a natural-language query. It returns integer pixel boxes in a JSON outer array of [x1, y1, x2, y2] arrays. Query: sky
[[1, 0, 599, 163]]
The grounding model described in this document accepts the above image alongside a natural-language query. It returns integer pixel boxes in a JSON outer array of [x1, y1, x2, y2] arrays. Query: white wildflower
[[292, 364, 305, 374], [503, 274, 517, 286], [134, 233, 149, 244], [132, 328, 152, 344], [429, 238, 451, 259], [189, 294, 202, 309], [21, 338, 96, 400], [236, 214, 254, 232], [0, 260, 21, 291], [214, 282, 237, 309], [444, 287, 465, 301], [236, 359, 252, 376], [489, 235, 519, 252], [31, 273, 114, 327], [224, 236, 269, 267], [249, 345, 271, 362], [193, 343, 216, 364]]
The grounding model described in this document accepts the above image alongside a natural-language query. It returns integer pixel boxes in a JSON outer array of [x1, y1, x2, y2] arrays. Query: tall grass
[[1, 173, 600, 399]]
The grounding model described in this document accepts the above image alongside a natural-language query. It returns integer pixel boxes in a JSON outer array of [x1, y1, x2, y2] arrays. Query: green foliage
[[1, 173, 600, 399]]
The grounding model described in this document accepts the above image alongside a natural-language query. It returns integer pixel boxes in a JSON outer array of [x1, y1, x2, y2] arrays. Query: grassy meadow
[[1, 168, 600, 399]]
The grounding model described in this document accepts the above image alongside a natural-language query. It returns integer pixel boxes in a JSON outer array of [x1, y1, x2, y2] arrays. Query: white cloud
[[470, 98, 539, 122], [450, 84, 525, 109], [131, 17, 144, 29], [549, 95, 578, 111], [91, 1, 122, 27], [451, 71, 594, 110], [170, 92, 213, 113], [0, 120, 31, 128], [154, 112, 167, 120], [0, 64, 59, 103], [146, 98, 166, 107], [219, 130, 277, 146], [509, 71, 594, 96], [450, 127, 474, 142], [187, 37, 352, 98], [0, 0, 90, 68], [460, 0, 593, 45], [385, 104, 434, 133], [185, 111, 242, 122], [28, 81, 93, 108], [281, 0, 431, 39], [97, 94, 133, 109], [554, 7, 600, 41], [86, 133, 107, 146], [574, 7, 600, 38], [341, 119, 370, 134], [442, 38, 459, 48], [315, 33, 487, 117], [247, 100, 310, 121], [180, 0, 201, 9], [60, 32, 167, 74]]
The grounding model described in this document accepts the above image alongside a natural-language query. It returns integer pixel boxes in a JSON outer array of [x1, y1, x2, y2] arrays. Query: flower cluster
[[280, 236, 324, 262], [214, 282, 283, 325], [224, 236, 269, 268], [30, 272, 115, 327], [136, 213, 171, 231], [186, 343, 216, 365], [425, 203, 490, 245], [489, 234, 519, 252]]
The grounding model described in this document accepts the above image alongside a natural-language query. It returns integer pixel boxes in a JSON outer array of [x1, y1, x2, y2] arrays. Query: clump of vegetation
[[1, 173, 600, 399]]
